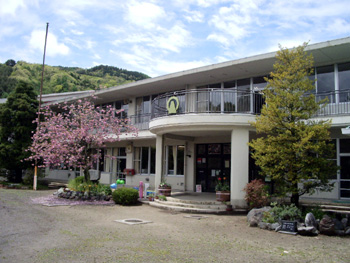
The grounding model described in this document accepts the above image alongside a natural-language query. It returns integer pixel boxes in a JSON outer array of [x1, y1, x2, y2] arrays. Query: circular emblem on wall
[[167, 96, 179, 114]]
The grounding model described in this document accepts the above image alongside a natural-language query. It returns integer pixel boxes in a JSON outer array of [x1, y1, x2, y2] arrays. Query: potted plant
[[158, 180, 171, 196], [148, 193, 154, 201], [215, 177, 230, 202]]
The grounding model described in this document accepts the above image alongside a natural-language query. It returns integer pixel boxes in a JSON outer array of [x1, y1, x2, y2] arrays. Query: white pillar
[[155, 134, 164, 193], [230, 128, 249, 208]]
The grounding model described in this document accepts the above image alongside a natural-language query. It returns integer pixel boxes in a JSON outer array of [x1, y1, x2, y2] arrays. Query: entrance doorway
[[196, 143, 231, 192]]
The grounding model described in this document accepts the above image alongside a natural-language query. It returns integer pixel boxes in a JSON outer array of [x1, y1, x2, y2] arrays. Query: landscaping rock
[[57, 188, 64, 194], [297, 226, 318, 236], [269, 223, 280, 231], [258, 222, 269, 230], [334, 218, 344, 230], [341, 218, 348, 229], [335, 230, 345, 236], [305, 213, 318, 228], [247, 207, 271, 227], [319, 215, 336, 236], [345, 227, 350, 235]]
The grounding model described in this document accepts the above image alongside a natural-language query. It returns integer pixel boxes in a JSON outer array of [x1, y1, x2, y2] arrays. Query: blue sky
[[0, 0, 350, 77]]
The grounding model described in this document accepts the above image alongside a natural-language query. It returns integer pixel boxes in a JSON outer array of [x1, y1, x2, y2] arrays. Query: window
[[103, 147, 126, 181], [115, 100, 128, 119], [134, 146, 156, 175], [316, 65, 335, 102], [338, 63, 350, 102], [166, 145, 185, 176], [237, 78, 250, 112], [223, 80, 236, 112], [136, 96, 151, 123]]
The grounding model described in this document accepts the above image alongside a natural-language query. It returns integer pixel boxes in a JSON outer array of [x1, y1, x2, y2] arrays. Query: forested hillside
[[0, 59, 150, 98]]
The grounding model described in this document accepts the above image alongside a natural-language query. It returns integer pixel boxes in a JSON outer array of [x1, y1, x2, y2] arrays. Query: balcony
[[130, 89, 350, 130], [151, 88, 265, 119]]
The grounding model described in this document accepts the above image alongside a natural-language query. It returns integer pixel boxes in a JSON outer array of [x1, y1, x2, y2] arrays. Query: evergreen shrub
[[112, 187, 139, 205]]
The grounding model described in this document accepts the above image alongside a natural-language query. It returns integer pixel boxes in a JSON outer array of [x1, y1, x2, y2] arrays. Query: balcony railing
[[129, 113, 151, 130], [129, 89, 350, 130], [151, 88, 265, 119]]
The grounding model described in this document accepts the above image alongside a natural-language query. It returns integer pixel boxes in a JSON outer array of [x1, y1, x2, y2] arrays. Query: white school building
[[46, 37, 350, 208]]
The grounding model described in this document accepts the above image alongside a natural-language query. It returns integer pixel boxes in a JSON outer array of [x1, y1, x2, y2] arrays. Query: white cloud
[[113, 44, 211, 77], [29, 30, 70, 57], [71, 29, 84, 36], [125, 1, 166, 29], [325, 19, 350, 35], [183, 10, 204, 23], [0, 0, 25, 16]]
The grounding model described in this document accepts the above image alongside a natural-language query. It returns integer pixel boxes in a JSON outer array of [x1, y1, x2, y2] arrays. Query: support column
[[155, 134, 164, 193], [230, 128, 249, 208]]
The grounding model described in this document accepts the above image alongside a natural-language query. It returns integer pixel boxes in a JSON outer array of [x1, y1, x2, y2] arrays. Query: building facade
[[47, 37, 350, 208]]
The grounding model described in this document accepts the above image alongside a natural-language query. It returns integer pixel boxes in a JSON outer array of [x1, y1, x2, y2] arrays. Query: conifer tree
[[249, 43, 338, 207], [0, 81, 38, 182]]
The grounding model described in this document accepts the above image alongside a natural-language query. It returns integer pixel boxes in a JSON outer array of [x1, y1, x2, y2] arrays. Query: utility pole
[[34, 22, 49, 190]]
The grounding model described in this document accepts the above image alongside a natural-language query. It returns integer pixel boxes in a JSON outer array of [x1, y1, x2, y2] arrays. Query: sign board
[[279, 220, 298, 234], [196, 184, 202, 193]]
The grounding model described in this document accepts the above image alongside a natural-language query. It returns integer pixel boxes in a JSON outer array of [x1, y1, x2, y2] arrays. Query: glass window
[[141, 147, 149, 174], [237, 78, 250, 112], [223, 81, 236, 112], [166, 145, 185, 175], [134, 146, 156, 175], [340, 139, 350, 153], [338, 63, 350, 102], [316, 65, 334, 94]]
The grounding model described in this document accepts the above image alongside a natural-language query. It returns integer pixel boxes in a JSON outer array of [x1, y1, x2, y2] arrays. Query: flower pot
[[158, 186, 171, 196], [216, 191, 230, 202]]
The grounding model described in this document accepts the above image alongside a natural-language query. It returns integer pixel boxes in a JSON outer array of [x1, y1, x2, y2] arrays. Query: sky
[[0, 0, 350, 78]]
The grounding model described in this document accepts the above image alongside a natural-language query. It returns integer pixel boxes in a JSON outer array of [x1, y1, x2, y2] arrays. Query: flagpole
[[34, 22, 49, 190]]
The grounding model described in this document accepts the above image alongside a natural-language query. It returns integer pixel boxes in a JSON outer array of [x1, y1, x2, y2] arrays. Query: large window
[[136, 96, 151, 123], [237, 78, 250, 112], [166, 145, 185, 176], [316, 65, 335, 102], [134, 146, 156, 175], [338, 63, 350, 102]]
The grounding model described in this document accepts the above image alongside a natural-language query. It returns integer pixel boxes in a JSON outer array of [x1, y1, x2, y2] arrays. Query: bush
[[68, 176, 88, 191], [262, 202, 302, 223], [243, 179, 269, 209], [112, 187, 139, 205]]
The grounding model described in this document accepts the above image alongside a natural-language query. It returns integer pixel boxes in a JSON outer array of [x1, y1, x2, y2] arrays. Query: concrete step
[[166, 196, 225, 206], [149, 200, 227, 214], [155, 200, 226, 210]]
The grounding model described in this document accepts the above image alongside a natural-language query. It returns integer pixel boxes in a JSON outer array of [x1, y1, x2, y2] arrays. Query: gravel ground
[[0, 188, 349, 263]]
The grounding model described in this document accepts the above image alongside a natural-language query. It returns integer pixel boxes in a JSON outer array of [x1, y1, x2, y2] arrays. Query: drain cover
[[114, 218, 153, 225], [184, 215, 208, 220]]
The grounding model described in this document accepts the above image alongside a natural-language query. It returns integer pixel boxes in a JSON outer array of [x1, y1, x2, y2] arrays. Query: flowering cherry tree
[[27, 98, 137, 181]]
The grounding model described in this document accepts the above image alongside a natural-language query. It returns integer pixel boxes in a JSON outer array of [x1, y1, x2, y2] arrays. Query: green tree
[[249, 43, 338, 207], [0, 81, 38, 182]]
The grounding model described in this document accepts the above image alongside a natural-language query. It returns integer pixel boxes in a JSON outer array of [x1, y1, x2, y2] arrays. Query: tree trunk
[[291, 193, 300, 207], [13, 169, 23, 183], [83, 167, 90, 182]]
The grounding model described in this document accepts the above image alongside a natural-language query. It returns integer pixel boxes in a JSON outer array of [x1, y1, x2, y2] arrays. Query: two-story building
[[47, 37, 350, 208]]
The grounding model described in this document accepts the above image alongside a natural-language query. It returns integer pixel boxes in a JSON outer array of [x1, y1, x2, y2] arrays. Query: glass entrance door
[[340, 156, 350, 198], [196, 143, 231, 192]]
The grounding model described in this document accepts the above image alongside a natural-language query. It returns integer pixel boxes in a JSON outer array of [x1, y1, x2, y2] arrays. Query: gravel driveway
[[0, 189, 349, 263]]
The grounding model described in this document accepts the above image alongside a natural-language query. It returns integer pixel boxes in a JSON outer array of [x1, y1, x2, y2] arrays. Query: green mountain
[[0, 59, 150, 98]]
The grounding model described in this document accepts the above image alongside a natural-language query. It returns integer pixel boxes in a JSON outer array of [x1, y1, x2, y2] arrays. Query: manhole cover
[[114, 218, 153, 225], [184, 215, 208, 220]]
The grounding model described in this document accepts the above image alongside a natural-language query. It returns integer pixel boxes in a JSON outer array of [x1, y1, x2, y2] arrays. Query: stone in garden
[[333, 218, 344, 230], [305, 213, 318, 228], [258, 222, 269, 230], [341, 218, 348, 229], [319, 215, 336, 236], [57, 188, 64, 194], [297, 226, 318, 236], [247, 207, 271, 227], [345, 227, 350, 235], [335, 230, 345, 236], [269, 223, 280, 231], [84, 191, 89, 197]]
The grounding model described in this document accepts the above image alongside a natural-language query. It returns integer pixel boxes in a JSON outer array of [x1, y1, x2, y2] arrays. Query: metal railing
[[129, 89, 350, 130], [151, 88, 265, 119]]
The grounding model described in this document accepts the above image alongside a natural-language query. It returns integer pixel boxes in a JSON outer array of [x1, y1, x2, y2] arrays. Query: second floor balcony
[[130, 88, 350, 130]]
